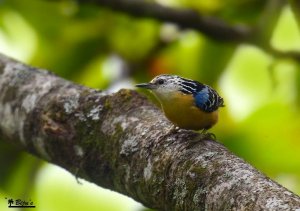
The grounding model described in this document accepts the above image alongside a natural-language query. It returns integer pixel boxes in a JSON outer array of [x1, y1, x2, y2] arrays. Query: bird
[[136, 74, 224, 131]]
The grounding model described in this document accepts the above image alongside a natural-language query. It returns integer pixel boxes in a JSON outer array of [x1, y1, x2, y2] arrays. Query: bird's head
[[136, 74, 184, 99]]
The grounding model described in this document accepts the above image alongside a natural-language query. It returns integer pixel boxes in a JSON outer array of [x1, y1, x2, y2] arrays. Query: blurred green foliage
[[0, 0, 300, 210]]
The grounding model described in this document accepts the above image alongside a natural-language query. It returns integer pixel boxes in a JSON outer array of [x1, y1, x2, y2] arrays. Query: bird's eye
[[157, 79, 165, 85]]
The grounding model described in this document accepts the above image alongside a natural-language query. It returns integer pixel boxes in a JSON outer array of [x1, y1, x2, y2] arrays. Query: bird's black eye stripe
[[157, 79, 165, 85]]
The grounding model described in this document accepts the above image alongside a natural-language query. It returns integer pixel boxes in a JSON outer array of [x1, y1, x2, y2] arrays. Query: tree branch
[[74, 0, 300, 62], [0, 53, 299, 210], [78, 0, 251, 42]]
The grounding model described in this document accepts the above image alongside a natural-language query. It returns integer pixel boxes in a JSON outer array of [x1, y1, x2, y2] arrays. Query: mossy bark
[[0, 53, 299, 210]]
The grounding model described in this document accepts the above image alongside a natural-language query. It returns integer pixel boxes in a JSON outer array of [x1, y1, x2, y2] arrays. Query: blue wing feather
[[178, 78, 224, 112], [194, 87, 210, 110], [193, 85, 224, 112]]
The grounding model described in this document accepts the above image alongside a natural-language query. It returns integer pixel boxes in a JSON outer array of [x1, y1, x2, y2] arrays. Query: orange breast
[[160, 93, 219, 130]]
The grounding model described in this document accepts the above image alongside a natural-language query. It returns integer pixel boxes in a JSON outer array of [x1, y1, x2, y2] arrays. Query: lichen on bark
[[0, 53, 299, 211]]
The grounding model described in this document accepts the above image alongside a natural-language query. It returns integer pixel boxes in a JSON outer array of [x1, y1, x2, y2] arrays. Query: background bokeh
[[0, 0, 300, 210]]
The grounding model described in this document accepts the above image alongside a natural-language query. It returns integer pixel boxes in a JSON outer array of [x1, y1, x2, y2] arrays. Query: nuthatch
[[136, 74, 224, 131]]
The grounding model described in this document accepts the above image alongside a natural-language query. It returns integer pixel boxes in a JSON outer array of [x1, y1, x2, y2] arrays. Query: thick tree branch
[[0, 53, 300, 210]]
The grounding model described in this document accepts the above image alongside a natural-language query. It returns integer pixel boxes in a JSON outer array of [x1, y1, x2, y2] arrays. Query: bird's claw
[[199, 130, 216, 140]]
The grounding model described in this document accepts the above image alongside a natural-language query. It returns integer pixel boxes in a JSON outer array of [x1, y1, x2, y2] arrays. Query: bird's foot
[[199, 129, 216, 140]]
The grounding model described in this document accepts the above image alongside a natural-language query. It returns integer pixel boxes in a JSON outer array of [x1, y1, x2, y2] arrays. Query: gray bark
[[0, 53, 299, 210]]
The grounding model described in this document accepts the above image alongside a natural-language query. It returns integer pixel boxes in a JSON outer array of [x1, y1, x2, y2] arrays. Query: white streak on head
[[150, 75, 184, 100]]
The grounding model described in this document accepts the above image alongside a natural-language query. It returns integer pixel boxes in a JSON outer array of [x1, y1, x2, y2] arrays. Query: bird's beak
[[135, 83, 156, 90]]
